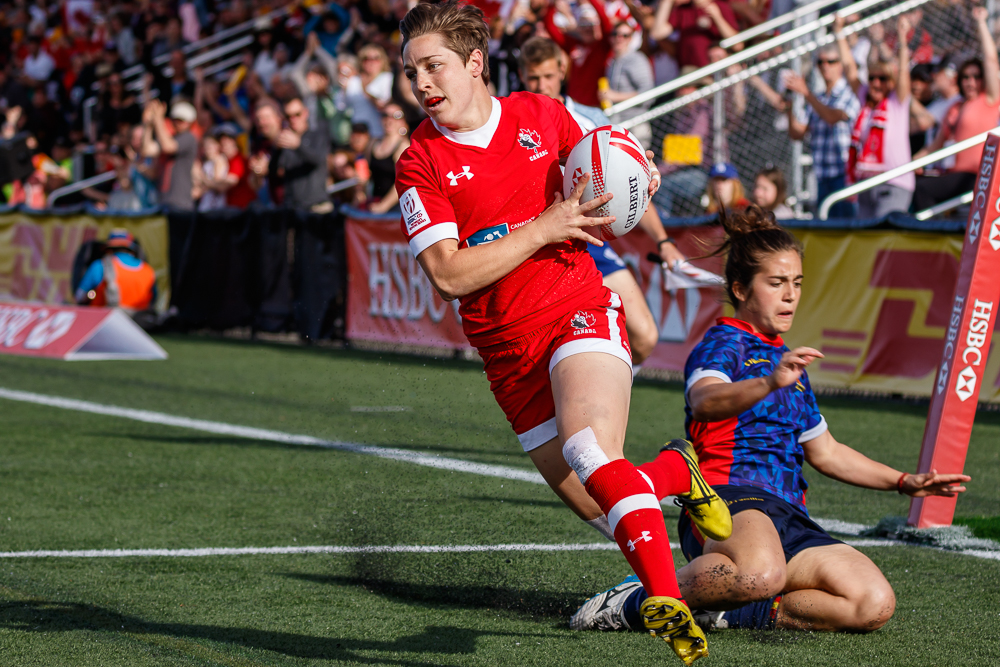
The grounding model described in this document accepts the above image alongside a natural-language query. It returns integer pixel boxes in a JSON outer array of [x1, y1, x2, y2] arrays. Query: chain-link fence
[[611, 0, 993, 218]]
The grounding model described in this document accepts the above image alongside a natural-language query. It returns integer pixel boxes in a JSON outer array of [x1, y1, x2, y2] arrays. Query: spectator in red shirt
[[544, 0, 614, 108], [913, 6, 1000, 210], [651, 0, 740, 69], [215, 124, 257, 208]]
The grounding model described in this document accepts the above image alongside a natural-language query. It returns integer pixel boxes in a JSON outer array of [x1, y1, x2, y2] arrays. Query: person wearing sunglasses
[[839, 15, 914, 218], [250, 97, 332, 212], [913, 6, 1000, 210], [601, 23, 655, 149], [783, 34, 861, 218]]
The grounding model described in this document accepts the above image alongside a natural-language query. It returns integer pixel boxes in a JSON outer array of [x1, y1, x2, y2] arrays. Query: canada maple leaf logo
[[571, 311, 596, 329], [518, 128, 542, 151]]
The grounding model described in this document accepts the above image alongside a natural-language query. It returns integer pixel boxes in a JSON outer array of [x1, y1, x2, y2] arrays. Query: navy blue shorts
[[678, 485, 842, 563], [587, 243, 627, 277]]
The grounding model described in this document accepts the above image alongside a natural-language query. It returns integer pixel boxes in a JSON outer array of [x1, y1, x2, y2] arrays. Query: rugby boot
[[661, 438, 732, 542], [641, 596, 709, 665], [569, 574, 641, 631]]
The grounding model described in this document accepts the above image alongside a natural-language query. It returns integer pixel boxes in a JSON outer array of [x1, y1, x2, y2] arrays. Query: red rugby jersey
[[395, 92, 604, 347]]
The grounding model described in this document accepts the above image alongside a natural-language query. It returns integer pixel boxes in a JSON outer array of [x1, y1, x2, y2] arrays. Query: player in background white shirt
[[517, 36, 685, 371]]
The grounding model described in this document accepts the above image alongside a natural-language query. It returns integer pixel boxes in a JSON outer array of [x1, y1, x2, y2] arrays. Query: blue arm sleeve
[[77, 260, 105, 295], [304, 14, 320, 35]]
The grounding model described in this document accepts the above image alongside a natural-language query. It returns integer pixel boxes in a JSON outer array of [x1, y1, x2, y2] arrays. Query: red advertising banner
[[909, 130, 1000, 528], [0, 301, 167, 360], [345, 218, 469, 349], [344, 216, 724, 363]]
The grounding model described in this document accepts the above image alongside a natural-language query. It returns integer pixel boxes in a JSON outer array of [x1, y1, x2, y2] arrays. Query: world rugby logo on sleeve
[[401, 187, 431, 235]]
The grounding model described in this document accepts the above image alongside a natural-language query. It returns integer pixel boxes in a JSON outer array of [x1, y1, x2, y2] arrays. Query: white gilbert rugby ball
[[563, 124, 651, 240]]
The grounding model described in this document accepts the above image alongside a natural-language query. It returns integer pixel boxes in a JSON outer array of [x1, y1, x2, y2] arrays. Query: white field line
[[0, 538, 904, 560], [0, 387, 995, 561], [0, 388, 544, 485]]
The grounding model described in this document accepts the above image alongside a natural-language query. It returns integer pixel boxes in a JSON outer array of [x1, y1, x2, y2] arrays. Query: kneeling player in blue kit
[[571, 206, 971, 633]]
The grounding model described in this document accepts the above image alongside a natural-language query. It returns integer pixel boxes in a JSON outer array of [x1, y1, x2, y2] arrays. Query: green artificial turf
[[954, 516, 1000, 542], [0, 334, 997, 666]]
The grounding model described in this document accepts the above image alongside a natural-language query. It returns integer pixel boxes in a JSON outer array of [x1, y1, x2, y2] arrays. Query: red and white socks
[[564, 427, 682, 599], [638, 449, 691, 499]]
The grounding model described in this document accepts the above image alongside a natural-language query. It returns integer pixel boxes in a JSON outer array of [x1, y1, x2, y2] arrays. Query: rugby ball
[[563, 124, 651, 240]]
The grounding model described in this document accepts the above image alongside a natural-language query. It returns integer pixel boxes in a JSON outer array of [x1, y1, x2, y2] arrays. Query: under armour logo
[[446, 166, 474, 186], [627, 531, 652, 551]]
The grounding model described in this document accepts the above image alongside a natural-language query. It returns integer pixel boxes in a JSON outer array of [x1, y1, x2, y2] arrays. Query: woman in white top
[[338, 48, 391, 139]]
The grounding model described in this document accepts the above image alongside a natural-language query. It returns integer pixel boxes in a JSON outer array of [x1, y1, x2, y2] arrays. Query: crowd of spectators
[[0, 0, 996, 218]]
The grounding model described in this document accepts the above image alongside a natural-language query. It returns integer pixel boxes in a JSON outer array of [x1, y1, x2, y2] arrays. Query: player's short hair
[[706, 205, 802, 307], [399, 0, 491, 87], [518, 36, 564, 73]]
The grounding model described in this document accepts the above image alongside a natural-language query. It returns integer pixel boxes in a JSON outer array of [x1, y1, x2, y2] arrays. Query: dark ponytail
[[706, 204, 802, 308]]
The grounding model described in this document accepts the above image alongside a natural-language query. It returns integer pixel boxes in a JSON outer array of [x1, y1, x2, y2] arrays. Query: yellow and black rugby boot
[[640, 596, 709, 666], [661, 438, 732, 542]]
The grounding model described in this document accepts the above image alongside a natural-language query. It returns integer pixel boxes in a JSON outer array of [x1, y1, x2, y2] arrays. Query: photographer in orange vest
[[75, 229, 156, 314]]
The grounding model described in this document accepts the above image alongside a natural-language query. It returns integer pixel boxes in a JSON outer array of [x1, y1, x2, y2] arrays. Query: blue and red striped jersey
[[683, 317, 827, 511]]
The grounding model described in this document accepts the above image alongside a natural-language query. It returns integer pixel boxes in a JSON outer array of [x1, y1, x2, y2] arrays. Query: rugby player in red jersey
[[395, 3, 730, 663]]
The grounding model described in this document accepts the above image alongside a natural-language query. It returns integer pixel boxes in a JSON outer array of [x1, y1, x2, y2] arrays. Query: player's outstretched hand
[[900, 469, 971, 497], [766, 346, 823, 390], [535, 172, 614, 247]]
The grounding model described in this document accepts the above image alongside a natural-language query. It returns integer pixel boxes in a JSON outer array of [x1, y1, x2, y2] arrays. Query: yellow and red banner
[[0, 212, 170, 312], [344, 216, 1000, 405], [788, 229, 970, 395]]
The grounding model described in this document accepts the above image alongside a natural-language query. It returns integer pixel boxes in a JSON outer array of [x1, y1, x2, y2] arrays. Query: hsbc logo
[[990, 217, 1000, 250], [956, 366, 978, 402], [954, 299, 993, 401]]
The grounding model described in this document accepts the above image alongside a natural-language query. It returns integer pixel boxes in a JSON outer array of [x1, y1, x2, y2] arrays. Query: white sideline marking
[[351, 406, 411, 412], [813, 518, 868, 536], [1, 388, 996, 562], [0, 542, 621, 559], [0, 538, 904, 560], [0, 388, 545, 485]]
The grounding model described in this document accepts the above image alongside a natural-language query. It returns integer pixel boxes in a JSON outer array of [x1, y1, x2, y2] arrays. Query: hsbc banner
[[346, 218, 468, 349], [0, 301, 167, 360], [345, 216, 725, 360], [909, 130, 1000, 528]]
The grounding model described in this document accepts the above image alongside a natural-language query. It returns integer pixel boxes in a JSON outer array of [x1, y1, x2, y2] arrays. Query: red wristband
[[897, 472, 908, 494]]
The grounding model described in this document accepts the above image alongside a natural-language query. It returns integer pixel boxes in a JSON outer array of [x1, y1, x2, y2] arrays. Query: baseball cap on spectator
[[106, 229, 135, 249], [170, 102, 197, 123], [709, 162, 739, 180]]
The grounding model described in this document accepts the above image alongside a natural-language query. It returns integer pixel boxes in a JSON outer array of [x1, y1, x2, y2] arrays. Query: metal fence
[[612, 0, 993, 217]]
